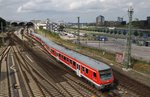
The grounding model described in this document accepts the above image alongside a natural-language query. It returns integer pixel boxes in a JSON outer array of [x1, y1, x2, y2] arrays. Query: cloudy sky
[[0, 0, 150, 22]]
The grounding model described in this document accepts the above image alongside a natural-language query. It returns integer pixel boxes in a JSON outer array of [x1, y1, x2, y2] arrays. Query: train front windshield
[[99, 69, 112, 80]]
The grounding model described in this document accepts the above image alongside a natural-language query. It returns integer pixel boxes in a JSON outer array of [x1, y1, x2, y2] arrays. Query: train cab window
[[82, 67, 85, 72], [99, 69, 112, 80], [93, 72, 96, 77], [73, 61, 76, 66], [86, 68, 88, 74]]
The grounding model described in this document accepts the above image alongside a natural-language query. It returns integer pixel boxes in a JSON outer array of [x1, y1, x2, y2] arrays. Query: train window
[[73, 61, 76, 66], [86, 68, 88, 74], [93, 72, 96, 77], [59, 54, 61, 57], [56, 52, 59, 56], [66, 58, 69, 62], [82, 67, 84, 72], [64, 56, 66, 60], [51, 49, 54, 53], [70, 60, 72, 64], [78, 65, 80, 70]]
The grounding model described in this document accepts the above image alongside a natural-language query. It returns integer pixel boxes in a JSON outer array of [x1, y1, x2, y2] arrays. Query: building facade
[[96, 15, 105, 26], [147, 16, 150, 25], [117, 17, 123, 22]]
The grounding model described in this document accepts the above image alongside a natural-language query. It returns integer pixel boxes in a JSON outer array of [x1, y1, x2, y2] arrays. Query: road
[[80, 37, 150, 62], [60, 32, 150, 62]]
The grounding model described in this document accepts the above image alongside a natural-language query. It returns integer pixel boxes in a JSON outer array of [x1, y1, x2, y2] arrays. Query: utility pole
[[123, 6, 134, 69], [46, 18, 50, 31], [46, 18, 50, 37], [1, 22, 4, 44], [77, 17, 80, 44]]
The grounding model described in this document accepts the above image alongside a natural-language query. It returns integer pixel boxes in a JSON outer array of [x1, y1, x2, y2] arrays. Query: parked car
[[96, 36, 108, 41]]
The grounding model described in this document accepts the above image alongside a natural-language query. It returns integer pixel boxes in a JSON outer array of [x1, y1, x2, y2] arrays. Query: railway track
[[25, 35, 127, 97], [10, 33, 150, 97], [0, 46, 11, 97], [11, 32, 105, 97], [12, 38, 67, 97], [12, 45, 53, 97], [30, 34, 150, 97], [114, 70, 150, 97]]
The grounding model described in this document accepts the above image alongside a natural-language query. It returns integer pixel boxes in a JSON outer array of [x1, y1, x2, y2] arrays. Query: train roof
[[32, 32, 111, 71]]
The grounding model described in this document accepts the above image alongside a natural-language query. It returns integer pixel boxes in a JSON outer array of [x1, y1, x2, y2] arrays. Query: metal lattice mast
[[124, 6, 134, 69]]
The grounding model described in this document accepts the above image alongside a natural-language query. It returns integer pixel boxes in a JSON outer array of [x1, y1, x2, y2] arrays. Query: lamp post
[[77, 17, 80, 44], [123, 6, 134, 69], [1, 22, 4, 44]]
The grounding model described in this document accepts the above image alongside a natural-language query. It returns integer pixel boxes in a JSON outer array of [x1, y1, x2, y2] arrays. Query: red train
[[30, 32, 114, 89]]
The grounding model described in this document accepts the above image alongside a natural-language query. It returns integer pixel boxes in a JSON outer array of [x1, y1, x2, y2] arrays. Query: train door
[[56, 52, 59, 61], [76, 64, 81, 77]]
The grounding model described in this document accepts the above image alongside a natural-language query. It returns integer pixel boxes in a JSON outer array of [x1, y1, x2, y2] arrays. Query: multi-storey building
[[96, 15, 105, 26]]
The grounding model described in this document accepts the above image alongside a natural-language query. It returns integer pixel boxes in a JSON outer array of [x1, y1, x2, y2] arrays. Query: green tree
[[147, 32, 150, 37], [133, 30, 139, 37], [103, 29, 106, 33], [106, 29, 109, 33], [59, 25, 65, 31], [114, 30, 118, 34], [39, 26, 43, 30], [123, 30, 127, 35], [118, 30, 121, 35], [139, 32, 143, 37], [110, 30, 113, 34]]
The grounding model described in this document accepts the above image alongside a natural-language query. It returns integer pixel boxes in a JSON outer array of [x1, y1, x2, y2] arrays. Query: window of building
[[86, 68, 88, 74], [93, 72, 96, 77]]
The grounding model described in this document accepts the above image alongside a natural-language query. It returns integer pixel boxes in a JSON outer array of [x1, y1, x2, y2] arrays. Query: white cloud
[[17, 0, 123, 13], [17, 0, 150, 13], [0, 0, 150, 21]]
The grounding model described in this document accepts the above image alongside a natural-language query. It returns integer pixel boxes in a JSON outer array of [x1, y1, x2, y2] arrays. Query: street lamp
[[77, 17, 80, 44], [123, 6, 134, 70]]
